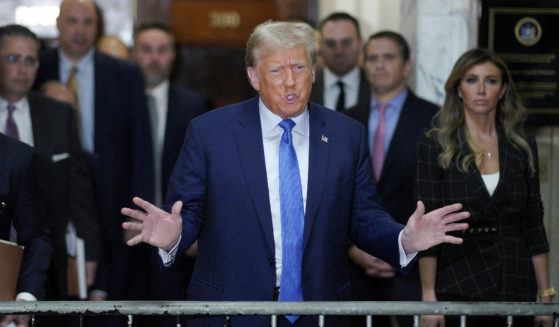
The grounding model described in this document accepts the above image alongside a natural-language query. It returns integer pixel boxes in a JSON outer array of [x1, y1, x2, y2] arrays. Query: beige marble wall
[[528, 126, 559, 295]]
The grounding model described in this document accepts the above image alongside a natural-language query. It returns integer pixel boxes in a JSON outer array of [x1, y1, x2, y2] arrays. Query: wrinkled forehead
[[253, 44, 311, 67]]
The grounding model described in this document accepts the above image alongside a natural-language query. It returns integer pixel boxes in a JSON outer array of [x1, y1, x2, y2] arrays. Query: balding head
[[97, 35, 129, 60], [57, 0, 98, 62]]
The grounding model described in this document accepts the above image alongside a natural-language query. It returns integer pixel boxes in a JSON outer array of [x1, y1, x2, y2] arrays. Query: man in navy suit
[[346, 31, 439, 327], [0, 24, 100, 309], [122, 21, 469, 327], [130, 22, 205, 326], [0, 134, 53, 327], [32, 0, 153, 305]]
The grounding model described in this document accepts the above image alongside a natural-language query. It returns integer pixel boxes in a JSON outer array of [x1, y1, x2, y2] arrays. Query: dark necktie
[[5, 103, 19, 140], [335, 80, 345, 111], [372, 103, 388, 181], [278, 119, 304, 323]]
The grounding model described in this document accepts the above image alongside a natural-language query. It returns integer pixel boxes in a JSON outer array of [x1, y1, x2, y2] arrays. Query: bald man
[[33, 0, 154, 312]]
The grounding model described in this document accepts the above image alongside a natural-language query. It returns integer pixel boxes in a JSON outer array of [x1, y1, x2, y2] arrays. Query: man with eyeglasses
[[309, 12, 369, 111], [0, 24, 100, 327]]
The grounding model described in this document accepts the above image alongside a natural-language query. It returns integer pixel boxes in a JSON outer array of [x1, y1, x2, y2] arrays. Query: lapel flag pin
[[321, 134, 328, 143]]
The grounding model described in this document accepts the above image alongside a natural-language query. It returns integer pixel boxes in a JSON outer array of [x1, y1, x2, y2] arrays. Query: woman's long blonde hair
[[429, 48, 535, 173]]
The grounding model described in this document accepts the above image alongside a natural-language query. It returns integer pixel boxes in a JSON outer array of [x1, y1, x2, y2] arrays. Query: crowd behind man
[[0, 3, 553, 327]]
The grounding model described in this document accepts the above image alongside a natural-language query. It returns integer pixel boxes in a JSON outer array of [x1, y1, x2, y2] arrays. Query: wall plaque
[[170, 0, 278, 47], [480, 1, 559, 125]]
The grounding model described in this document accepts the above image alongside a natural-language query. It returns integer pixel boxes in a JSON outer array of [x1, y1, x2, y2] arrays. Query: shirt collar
[[147, 80, 170, 99], [59, 47, 95, 71], [371, 88, 409, 112], [0, 96, 29, 114], [324, 66, 360, 90], [258, 97, 309, 137]]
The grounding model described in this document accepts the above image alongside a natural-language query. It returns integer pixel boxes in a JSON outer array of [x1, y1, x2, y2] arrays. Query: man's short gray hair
[[245, 21, 317, 68]]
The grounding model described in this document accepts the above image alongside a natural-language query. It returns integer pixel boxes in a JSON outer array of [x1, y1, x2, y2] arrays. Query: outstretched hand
[[401, 201, 469, 254], [121, 197, 183, 251]]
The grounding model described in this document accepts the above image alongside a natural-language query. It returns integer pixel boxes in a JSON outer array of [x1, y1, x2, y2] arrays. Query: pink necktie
[[372, 103, 388, 181]]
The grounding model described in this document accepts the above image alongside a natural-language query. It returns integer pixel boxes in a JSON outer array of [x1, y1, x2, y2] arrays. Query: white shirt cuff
[[15, 292, 36, 301], [158, 235, 182, 267], [398, 230, 417, 268]]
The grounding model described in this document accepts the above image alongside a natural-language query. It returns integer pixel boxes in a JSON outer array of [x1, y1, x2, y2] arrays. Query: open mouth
[[285, 93, 297, 103]]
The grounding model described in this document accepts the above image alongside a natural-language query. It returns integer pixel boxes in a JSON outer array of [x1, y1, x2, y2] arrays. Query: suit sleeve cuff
[[158, 235, 182, 267], [15, 292, 37, 301], [398, 230, 417, 268]]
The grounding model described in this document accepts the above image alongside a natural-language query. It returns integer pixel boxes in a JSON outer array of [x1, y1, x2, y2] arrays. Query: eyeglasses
[[2, 54, 39, 68]]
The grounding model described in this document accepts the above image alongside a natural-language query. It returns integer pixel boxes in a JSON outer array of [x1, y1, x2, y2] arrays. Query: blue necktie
[[278, 119, 304, 323]]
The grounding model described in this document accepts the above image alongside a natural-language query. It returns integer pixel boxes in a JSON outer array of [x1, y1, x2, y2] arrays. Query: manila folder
[[0, 239, 24, 301]]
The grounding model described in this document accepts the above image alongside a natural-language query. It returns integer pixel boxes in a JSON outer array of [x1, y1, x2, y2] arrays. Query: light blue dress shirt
[[59, 48, 95, 153]]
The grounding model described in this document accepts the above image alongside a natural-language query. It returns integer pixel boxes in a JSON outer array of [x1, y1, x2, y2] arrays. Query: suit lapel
[[379, 93, 415, 184], [485, 128, 511, 209], [234, 98, 275, 252], [303, 104, 329, 249], [93, 51, 109, 151], [27, 94, 49, 151]]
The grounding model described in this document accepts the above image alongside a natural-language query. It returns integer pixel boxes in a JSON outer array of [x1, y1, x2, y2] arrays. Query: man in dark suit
[[309, 12, 369, 111], [130, 22, 205, 326], [0, 134, 52, 327], [0, 24, 100, 324], [122, 21, 468, 327], [345, 31, 439, 327], [32, 0, 153, 305]]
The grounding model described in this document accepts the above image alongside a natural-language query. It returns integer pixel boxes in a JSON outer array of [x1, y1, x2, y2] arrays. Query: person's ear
[[247, 67, 260, 91]]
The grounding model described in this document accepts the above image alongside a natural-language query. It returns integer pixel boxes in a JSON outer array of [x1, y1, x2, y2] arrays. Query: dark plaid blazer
[[415, 128, 549, 301]]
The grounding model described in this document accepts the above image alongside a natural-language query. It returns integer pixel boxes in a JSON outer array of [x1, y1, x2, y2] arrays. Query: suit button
[[268, 257, 274, 265]]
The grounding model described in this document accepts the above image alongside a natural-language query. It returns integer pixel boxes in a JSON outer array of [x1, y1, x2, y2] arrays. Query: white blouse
[[481, 172, 500, 196]]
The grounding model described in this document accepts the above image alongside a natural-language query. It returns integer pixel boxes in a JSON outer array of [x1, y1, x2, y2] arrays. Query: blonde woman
[[416, 48, 553, 327]]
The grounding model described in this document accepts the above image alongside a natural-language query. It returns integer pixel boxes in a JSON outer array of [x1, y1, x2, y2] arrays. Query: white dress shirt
[[146, 80, 170, 207], [259, 98, 309, 286], [323, 66, 360, 110]]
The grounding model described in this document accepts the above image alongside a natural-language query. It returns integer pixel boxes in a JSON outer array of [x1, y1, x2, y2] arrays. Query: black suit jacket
[[346, 90, 438, 223], [309, 68, 370, 111], [161, 84, 206, 201], [34, 48, 154, 243], [0, 133, 53, 299], [28, 92, 100, 299], [416, 128, 549, 301], [34, 49, 154, 294]]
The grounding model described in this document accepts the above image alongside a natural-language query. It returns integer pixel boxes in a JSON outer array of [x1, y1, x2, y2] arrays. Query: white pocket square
[[52, 152, 70, 162]]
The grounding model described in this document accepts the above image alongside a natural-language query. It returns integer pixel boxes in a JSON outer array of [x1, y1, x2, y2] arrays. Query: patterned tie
[[5, 103, 19, 140], [372, 103, 388, 181], [278, 119, 304, 323], [335, 80, 345, 111], [66, 66, 81, 131]]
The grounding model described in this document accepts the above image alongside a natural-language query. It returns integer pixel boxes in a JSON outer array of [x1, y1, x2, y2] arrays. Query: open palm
[[121, 197, 183, 251]]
